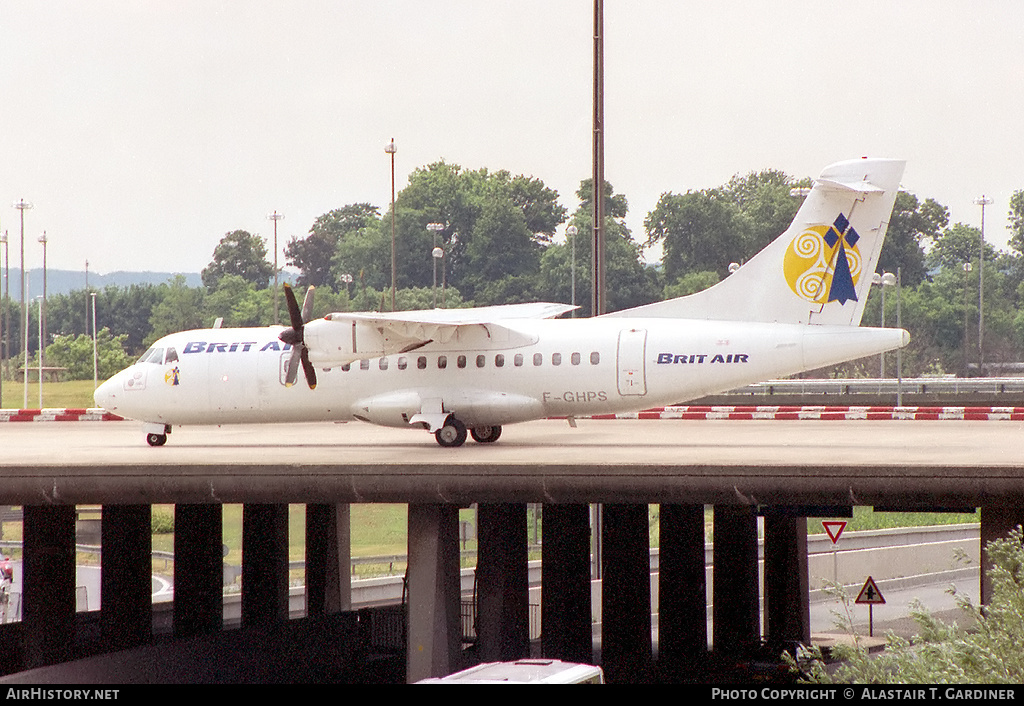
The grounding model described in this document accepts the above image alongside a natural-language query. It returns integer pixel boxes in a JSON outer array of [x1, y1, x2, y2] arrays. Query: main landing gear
[[433, 417, 502, 448]]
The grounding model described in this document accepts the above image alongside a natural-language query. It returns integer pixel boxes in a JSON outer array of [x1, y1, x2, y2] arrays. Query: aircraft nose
[[94, 376, 119, 411]]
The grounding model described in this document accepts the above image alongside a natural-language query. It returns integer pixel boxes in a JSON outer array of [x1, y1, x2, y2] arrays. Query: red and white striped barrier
[[587, 405, 1024, 421], [0, 408, 124, 422], [5, 405, 1024, 423]]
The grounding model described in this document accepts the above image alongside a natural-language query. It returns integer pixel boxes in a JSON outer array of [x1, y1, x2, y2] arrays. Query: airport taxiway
[[1, 418, 1022, 506]]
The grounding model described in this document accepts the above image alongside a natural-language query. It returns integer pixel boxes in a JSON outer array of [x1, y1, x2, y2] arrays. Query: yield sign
[[856, 576, 886, 605], [822, 520, 847, 544]]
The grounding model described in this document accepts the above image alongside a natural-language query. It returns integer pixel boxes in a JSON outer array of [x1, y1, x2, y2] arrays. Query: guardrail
[[724, 377, 1024, 397]]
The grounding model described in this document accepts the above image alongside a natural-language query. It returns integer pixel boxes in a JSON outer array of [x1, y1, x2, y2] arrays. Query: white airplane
[[95, 157, 909, 448]]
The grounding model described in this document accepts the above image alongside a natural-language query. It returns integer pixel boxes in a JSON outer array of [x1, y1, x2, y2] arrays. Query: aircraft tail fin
[[606, 157, 905, 325]]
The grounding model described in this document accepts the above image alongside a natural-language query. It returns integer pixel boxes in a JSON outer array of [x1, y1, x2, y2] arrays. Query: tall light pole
[[566, 225, 578, 316], [591, 0, 606, 317], [963, 261, 973, 377], [427, 223, 444, 308], [37, 231, 47, 373], [385, 139, 397, 312], [36, 296, 43, 408], [13, 199, 32, 407], [974, 195, 993, 376], [91, 292, 98, 390], [267, 211, 284, 324], [872, 272, 896, 376]]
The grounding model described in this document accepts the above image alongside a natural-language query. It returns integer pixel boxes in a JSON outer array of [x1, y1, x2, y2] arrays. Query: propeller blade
[[284, 346, 302, 387], [300, 347, 317, 389], [300, 285, 315, 323], [283, 283, 304, 331]]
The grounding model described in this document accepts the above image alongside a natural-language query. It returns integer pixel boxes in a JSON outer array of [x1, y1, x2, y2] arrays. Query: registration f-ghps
[[95, 158, 909, 448]]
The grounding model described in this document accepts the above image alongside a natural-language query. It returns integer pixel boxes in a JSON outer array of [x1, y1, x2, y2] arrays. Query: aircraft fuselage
[[95, 317, 906, 431]]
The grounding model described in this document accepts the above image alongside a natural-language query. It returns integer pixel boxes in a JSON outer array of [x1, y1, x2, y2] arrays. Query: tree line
[[2, 160, 1024, 381]]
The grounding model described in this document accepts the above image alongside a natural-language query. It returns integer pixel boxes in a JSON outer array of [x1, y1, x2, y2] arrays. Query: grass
[[0, 378, 99, 409]]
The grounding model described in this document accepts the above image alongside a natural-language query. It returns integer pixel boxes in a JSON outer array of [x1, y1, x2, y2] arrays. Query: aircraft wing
[[306, 302, 576, 361]]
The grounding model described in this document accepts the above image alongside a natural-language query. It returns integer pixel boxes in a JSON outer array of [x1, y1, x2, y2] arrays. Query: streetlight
[[427, 223, 444, 308], [872, 272, 896, 377], [36, 296, 43, 408], [974, 195, 993, 376], [962, 262, 973, 377], [13, 199, 32, 408], [385, 139, 397, 311], [339, 273, 353, 298], [37, 231, 47, 373], [91, 292, 98, 390], [267, 212, 284, 325], [566, 225, 578, 316]]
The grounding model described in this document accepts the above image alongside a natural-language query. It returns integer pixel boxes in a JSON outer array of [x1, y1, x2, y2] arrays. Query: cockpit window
[[165, 347, 179, 363], [138, 348, 164, 364]]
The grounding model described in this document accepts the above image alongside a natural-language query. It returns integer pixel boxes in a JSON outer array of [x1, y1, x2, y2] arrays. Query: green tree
[[201, 230, 274, 290], [794, 526, 1024, 683], [538, 181, 659, 316], [879, 192, 948, 286], [645, 189, 752, 281], [287, 204, 380, 289], [147, 275, 206, 344], [1007, 190, 1024, 255], [202, 274, 272, 328], [45, 328, 132, 381]]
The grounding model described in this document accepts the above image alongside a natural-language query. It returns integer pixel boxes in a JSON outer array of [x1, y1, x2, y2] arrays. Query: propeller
[[279, 283, 317, 389]]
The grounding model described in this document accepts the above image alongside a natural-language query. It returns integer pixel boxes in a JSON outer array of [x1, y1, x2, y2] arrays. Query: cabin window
[[398, 357, 408, 370], [417, 356, 427, 370], [165, 348, 179, 363], [476, 354, 486, 368], [590, 352, 600, 365], [571, 352, 581, 365], [495, 354, 505, 368], [552, 353, 562, 366], [533, 353, 543, 366], [379, 358, 389, 371], [457, 355, 467, 369], [438, 355, 447, 369], [360, 359, 370, 370], [341, 363, 351, 372], [514, 353, 524, 367]]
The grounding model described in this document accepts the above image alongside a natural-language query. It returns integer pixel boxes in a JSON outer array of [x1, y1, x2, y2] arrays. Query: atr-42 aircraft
[[95, 158, 908, 447]]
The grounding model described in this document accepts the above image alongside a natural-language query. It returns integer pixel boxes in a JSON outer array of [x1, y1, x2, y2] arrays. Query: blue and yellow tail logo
[[783, 214, 861, 305]]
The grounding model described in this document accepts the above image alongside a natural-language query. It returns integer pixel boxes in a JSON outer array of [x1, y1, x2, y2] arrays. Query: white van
[[418, 659, 605, 684]]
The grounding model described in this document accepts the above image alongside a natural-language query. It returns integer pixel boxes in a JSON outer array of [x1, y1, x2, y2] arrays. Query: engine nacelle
[[302, 317, 420, 366]]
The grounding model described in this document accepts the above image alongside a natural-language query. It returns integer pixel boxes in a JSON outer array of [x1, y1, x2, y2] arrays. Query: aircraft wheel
[[434, 417, 468, 448], [146, 433, 167, 447], [470, 425, 502, 443]]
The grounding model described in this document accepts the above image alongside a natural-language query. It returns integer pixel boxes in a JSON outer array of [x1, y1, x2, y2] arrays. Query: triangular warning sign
[[822, 520, 847, 545], [855, 576, 886, 605]]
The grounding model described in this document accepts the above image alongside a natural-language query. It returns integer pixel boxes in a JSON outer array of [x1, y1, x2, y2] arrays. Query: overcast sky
[[2, 1, 1022, 276]]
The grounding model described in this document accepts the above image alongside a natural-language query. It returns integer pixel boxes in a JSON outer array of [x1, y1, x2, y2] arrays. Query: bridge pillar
[[712, 505, 759, 656], [762, 513, 810, 649], [305, 503, 351, 615], [241, 504, 290, 625], [22, 505, 76, 669], [476, 503, 529, 661], [601, 503, 653, 683], [658, 504, 708, 665], [406, 503, 461, 683], [101, 504, 152, 651], [980, 505, 1024, 604], [541, 503, 593, 663], [173, 504, 223, 638]]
